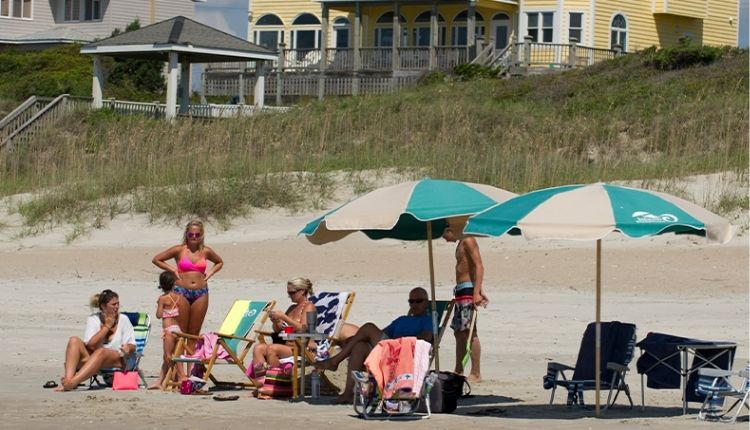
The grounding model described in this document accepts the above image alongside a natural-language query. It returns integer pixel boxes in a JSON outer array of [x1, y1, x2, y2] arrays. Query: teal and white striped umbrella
[[301, 178, 516, 244], [464, 183, 734, 243], [301, 177, 516, 371], [464, 182, 735, 415]]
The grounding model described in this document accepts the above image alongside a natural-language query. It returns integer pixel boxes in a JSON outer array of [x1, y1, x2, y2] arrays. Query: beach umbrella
[[463, 182, 735, 415], [301, 177, 517, 369]]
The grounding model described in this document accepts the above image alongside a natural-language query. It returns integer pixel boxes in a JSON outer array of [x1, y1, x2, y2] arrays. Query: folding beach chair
[[290, 291, 355, 396], [543, 321, 637, 412], [162, 300, 275, 390], [90, 311, 151, 388], [353, 337, 437, 419], [428, 299, 454, 369], [696, 363, 750, 423]]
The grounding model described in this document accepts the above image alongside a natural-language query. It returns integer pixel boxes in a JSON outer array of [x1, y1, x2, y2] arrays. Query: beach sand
[[0, 193, 748, 429]]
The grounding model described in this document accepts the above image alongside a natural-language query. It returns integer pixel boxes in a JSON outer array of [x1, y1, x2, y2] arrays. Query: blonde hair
[[287, 277, 314, 296], [182, 219, 205, 249], [89, 289, 119, 310]]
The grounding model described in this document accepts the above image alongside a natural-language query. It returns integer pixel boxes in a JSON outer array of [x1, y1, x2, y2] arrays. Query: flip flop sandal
[[43, 380, 58, 389], [213, 394, 239, 401]]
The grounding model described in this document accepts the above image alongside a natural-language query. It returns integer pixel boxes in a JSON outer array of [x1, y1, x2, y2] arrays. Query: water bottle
[[311, 369, 321, 398]]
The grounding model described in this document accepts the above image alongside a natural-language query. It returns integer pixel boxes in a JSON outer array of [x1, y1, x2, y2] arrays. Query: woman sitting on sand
[[55, 289, 136, 391], [249, 277, 317, 387]]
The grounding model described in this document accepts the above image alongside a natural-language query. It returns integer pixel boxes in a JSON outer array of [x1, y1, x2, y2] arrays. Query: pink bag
[[112, 371, 139, 390]]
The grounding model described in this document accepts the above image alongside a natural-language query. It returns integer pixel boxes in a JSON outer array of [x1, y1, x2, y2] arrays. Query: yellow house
[[248, 0, 739, 53]]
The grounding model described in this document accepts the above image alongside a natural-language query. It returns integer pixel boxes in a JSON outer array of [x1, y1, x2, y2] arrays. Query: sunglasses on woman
[[186, 232, 202, 239]]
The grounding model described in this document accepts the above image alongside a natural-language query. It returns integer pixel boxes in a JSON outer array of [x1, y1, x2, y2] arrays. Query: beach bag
[[418, 371, 470, 413], [112, 371, 139, 390], [257, 364, 293, 399]]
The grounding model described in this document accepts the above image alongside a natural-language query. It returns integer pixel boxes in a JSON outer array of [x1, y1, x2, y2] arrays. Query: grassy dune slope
[[0, 50, 747, 232]]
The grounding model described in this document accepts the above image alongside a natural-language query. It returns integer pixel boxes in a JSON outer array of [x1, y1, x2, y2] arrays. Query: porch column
[[392, 1, 401, 72], [467, 0, 476, 59], [179, 60, 190, 114], [353, 2, 361, 96], [165, 51, 179, 120], [320, 4, 329, 72], [254, 60, 266, 109], [238, 62, 246, 105], [429, 2, 438, 70], [92, 54, 103, 109], [319, 3, 329, 100]]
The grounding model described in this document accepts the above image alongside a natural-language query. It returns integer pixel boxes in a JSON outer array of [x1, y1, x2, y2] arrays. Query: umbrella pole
[[427, 220, 440, 371], [595, 239, 602, 417]]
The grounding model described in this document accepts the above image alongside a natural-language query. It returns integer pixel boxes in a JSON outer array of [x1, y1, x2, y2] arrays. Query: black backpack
[[418, 371, 471, 413]]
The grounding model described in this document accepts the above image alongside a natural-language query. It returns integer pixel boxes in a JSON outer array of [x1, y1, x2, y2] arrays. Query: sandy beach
[[0, 189, 748, 429]]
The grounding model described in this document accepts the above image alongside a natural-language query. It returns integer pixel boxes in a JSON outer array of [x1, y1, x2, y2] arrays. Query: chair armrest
[[699, 368, 733, 378], [215, 332, 253, 342], [173, 332, 201, 340], [607, 362, 629, 372], [548, 362, 574, 371], [255, 329, 274, 337]]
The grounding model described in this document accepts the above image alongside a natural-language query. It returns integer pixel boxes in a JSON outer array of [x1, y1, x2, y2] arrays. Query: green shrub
[[453, 63, 499, 80], [642, 40, 738, 70]]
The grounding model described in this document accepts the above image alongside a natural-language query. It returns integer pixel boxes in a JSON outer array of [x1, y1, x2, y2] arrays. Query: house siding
[[246, 0, 738, 50], [2, 0, 194, 41]]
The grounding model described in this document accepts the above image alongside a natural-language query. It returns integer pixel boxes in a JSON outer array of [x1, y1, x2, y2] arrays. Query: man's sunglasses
[[408, 299, 425, 304]]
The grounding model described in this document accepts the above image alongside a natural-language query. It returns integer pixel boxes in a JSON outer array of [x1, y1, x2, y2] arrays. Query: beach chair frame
[[696, 365, 750, 423], [162, 300, 275, 391]]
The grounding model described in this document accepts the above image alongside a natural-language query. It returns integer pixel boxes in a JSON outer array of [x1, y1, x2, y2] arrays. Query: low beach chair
[[428, 299, 454, 370], [90, 311, 151, 388], [353, 337, 437, 419], [295, 291, 355, 396], [696, 363, 750, 423], [163, 300, 274, 391], [543, 321, 637, 412]]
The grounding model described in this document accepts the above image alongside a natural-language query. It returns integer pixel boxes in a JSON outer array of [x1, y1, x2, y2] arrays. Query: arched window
[[291, 12, 321, 50], [413, 10, 446, 46], [452, 10, 485, 45], [333, 17, 350, 48], [254, 14, 284, 49], [374, 11, 407, 47], [491, 12, 510, 49], [610, 14, 627, 51]]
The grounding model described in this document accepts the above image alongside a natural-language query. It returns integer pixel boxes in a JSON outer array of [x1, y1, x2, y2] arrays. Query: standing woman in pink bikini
[[152, 220, 224, 344]]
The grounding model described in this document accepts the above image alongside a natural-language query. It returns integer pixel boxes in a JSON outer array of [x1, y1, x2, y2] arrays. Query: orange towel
[[365, 337, 419, 399]]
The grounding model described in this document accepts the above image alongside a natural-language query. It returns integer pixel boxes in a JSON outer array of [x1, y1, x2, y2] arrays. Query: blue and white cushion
[[310, 292, 350, 361]]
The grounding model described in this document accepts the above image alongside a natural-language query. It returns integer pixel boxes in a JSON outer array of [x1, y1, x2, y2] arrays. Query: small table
[[281, 332, 327, 400], [637, 334, 736, 414]]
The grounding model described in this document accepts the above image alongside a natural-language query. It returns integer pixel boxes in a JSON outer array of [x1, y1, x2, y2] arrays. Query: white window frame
[[491, 12, 511, 49], [1, 0, 32, 19], [568, 12, 583, 44], [82, 0, 100, 21], [610, 12, 628, 51], [290, 13, 321, 50], [333, 17, 350, 48], [64, 0, 80, 21], [412, 10, 446, 47], [451, 10, 485, 46], [374, 12, 407, 47], [253, 14, 285, 50], [526, 11, 554, 43]]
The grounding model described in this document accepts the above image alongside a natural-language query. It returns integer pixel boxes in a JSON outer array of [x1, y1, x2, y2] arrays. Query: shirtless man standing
[[442, 226, 488, 382]]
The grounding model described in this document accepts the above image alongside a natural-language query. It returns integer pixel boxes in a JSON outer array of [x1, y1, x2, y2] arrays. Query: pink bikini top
[[177, 256, 207, 274], [162, 293, 180, 318]]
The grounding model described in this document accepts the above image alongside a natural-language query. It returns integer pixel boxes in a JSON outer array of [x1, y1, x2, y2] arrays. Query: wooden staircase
[[0, 95, 92, 150]]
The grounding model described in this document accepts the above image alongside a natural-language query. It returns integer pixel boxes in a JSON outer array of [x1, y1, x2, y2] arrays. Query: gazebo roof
[[80, 16, 277, 63]]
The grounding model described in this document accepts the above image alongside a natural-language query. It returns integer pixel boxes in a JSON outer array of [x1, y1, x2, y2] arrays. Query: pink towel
[[364, 337, 430, 399], [185, 332, 232, 361]]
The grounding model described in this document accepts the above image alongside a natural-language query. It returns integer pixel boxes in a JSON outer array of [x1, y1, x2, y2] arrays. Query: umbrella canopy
[[465, 183, 734, 244], [300, 178, 517, 370], [301, 178, 517, 244], [463, 182, 735, 415]]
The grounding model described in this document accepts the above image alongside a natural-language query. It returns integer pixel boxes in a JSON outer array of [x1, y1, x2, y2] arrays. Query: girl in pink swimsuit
[[149, 271, 189, 389]]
